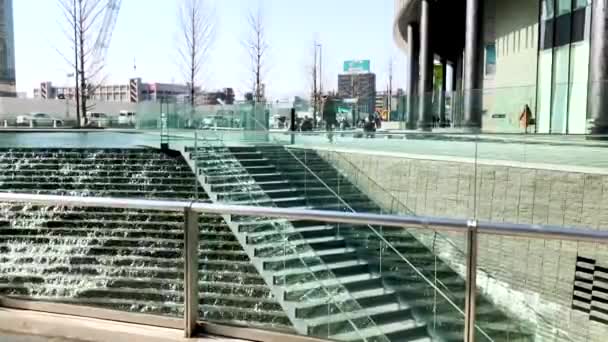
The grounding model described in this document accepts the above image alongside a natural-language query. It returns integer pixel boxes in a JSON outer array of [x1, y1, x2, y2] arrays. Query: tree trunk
[[73, 0, 80, 127], [79, 0, 87, 126]]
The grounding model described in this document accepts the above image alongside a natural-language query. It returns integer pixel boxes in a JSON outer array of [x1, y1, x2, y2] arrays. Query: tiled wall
[[318, 148, 608, 342]]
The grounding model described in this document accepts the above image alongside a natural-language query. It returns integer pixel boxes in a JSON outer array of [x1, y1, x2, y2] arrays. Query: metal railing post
[[290, 108, 296, 145], [184, 207, 199, 337], [464, 220, 478, 342], [194, 131, 198, 201]]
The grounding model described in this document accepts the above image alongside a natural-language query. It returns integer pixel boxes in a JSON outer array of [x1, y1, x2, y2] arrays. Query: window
[[485, 43, 496, 76], [556, 0, 571, 15], [574, 0, 588, 9]]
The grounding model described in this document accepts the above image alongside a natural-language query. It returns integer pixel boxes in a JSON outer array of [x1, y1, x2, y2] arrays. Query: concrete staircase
[[0, 148, 291, 331], [184, 144, 533, 342]]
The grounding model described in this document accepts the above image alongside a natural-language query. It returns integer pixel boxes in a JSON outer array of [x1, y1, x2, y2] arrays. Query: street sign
[[344, 60, 371, 74]]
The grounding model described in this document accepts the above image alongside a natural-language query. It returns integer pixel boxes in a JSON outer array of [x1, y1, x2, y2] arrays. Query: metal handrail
[[2, 192, 606, 243], [3, 193, 608, 342]]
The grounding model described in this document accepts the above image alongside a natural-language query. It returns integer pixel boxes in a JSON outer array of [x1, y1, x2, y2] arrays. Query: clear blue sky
[[13, 0, 405, 99]]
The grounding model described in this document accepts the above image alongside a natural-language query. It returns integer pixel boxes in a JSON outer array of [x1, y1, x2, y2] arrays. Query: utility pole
[[311, 42, 322, 128], [318, 44, 323, 96], [312, 41, 318, 127]]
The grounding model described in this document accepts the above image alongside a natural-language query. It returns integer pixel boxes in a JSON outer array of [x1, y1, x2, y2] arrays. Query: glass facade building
[[394, 0, 600, 134], [537, 0, 591, 134], [0, 0, 15, 96]]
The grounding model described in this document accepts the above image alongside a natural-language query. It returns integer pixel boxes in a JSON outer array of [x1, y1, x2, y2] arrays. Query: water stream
[[0, 148, 290, 327]]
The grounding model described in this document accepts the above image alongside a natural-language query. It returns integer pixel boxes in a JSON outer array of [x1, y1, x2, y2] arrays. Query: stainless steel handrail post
[[184, 206, 199, 337], [464, 220, 478, 342], [194, 131, 198, 201]]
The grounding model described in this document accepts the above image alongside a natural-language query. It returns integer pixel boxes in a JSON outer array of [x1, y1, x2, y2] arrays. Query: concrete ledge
[[0, 308, 246, 342], [302, 145, 608, 175]]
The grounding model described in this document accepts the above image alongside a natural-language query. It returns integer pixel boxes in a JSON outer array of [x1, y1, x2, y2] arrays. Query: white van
[[88, 112, 110, 127], [118, 110, 136, 126]]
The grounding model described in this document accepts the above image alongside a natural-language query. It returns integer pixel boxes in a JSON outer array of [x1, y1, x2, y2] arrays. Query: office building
[[34, 78, 194, 103], [394, 0, 603, 134], [0, 0, 15, 97], [338, 72, 376, 115]]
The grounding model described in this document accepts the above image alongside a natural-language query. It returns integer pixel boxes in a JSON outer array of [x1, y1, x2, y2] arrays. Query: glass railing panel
[[197, 211, 293, 331], [470, 129, 608, 342], [473, 234, 608, 341], [192, 128, 390, 341], [280, 144, 471, 340], [360, 223, 467, 341], [0, 202, 185, 318], [200, 213, 390, 341]]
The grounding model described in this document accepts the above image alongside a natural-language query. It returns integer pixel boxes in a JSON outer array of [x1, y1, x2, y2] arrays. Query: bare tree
[[244, 6, 268, 103], [58, 0, 108, 127], [178, 0, 214, 109]]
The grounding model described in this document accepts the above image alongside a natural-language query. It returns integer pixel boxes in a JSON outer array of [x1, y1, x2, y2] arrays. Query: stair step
[[275, 263, 370, 288], [309, 305, 428, 342], [272, 259, 365, 278], [282, 273, 376, 297], [254, 236, 345, 258], [306, 303, 406, 330], [246, 225, 336, 245], [294, 288, 396, 317], [330, 320, 426, 342], [210, 181, 285, 193], [251, 234, 341, 250], [228, 196, 307, 207], [261, 247, 355, 264], [263, 248, 360, 272]]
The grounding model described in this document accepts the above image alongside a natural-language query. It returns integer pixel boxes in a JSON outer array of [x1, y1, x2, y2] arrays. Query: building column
[[439, 58, 447, 127], [450, 60, 459, 127], [463, 0, 483, 131], [588, 0, 608, 135], [417, 0, 433, 131], [406, 24, 418, 130]]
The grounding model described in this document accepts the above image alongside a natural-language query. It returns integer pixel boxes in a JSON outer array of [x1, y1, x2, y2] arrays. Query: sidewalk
[[0, 332, 81, 342]]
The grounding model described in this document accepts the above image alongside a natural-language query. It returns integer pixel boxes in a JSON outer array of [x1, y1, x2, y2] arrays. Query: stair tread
[[262, 247, 356, 263], [293, 287, 396, 310], [284, 273, 376, 294], [329, 320, 425, 341], [254, 235, 344, 250], [273, 259, 366, 278], [305, 303, 405, 326], [245, 225, 333, 240]]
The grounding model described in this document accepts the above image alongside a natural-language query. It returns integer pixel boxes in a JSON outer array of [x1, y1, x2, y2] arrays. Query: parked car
[[201, 115, 230, 129], [118, 111, 136, 126], [16, 113, 63, 127], [87, 112, 110, 127]]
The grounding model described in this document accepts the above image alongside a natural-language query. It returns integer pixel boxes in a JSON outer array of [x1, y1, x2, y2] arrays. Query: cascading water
[[0, 148, 291, 328]]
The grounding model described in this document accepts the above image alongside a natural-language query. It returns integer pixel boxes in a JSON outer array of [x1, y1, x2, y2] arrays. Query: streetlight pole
[[317, 44, 323, 96], [312, 42, 323, 129]]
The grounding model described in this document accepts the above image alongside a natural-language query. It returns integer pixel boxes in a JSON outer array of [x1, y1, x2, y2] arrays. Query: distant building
[[338, 72, 376, 115], [33, 78, 195, 103], [0, 0, 16, 97], [200, 88, 235, 105], [375, 90, 404, 112], [375, 91, 389, 112]]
